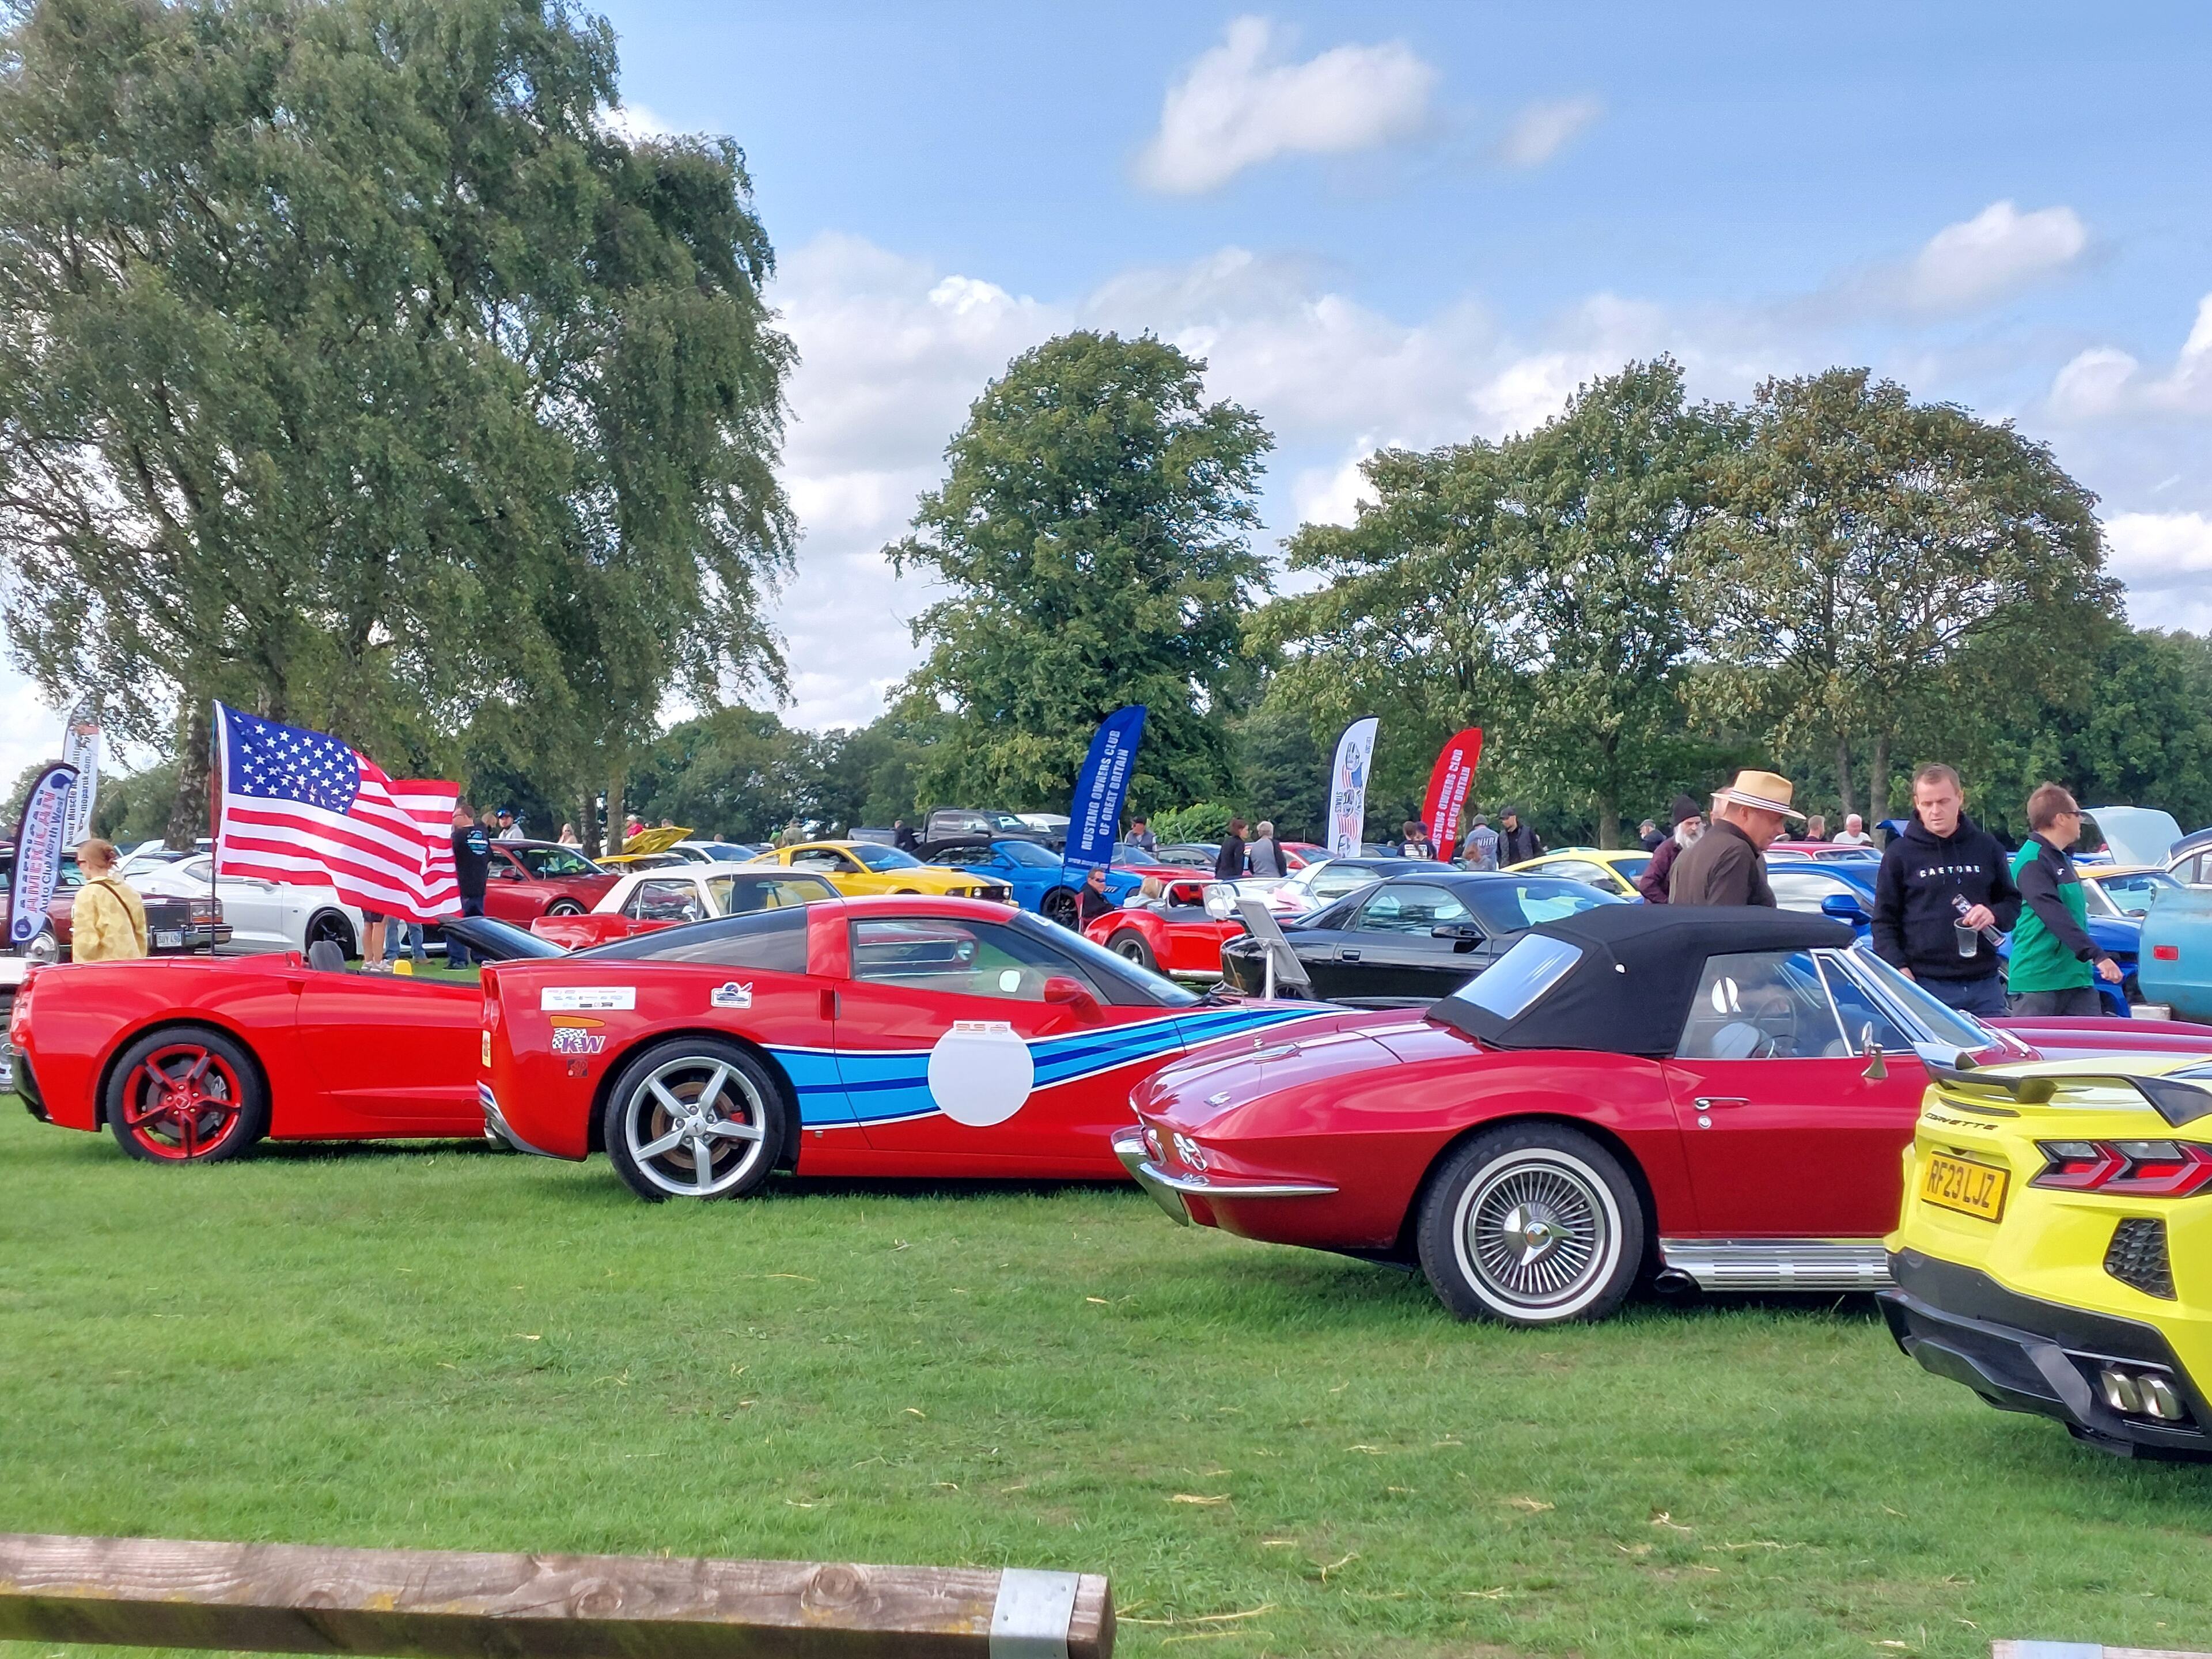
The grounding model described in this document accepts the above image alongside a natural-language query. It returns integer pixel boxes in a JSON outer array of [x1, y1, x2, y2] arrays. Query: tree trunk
[[167, 704, 211, 850], [604, 771, 624, 858], [1868, 733, 1891, 827], [578, 785, 596, 854], [1834, 737, 1857, 819], [1593, 789, 1618, 850]]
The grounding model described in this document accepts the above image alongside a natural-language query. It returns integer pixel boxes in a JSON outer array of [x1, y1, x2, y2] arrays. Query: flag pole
[[206, 703, 219, 957]]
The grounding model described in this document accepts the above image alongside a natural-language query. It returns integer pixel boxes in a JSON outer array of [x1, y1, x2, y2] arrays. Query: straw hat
[[1711, 769, 1804, 821]]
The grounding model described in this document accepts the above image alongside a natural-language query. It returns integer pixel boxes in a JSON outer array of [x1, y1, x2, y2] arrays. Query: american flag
[[214, 703, 461, 922]]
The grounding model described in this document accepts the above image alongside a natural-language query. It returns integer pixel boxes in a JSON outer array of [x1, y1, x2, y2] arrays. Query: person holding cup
[[1870, 762, 2021, 1017]]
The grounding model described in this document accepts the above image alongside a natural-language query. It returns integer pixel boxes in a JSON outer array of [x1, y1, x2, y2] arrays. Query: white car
[[661, 839, 762, 865], [1252, 856, 1400, 919], [529, 861, 840, 944], [131, 853, 366, 958]]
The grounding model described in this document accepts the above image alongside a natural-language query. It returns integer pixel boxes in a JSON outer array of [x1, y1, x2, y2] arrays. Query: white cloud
[[1291, 445, 1383, 528], [601, 101, 675, 143], [1498, 95, 1603, 169], [1137, 16, 1438, 194], [2105, 511, 2212, 632], [1901, 200, 2086, 311], [766, 234, 1067, 729], [2048, 293, 2212, 421]]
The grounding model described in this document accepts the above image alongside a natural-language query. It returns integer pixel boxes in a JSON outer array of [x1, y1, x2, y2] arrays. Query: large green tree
[[1694, 369, 2112, 823], [889, 331, 1272, 809], [0, 0, 793, 843], [1262, 361, 1724, 846]]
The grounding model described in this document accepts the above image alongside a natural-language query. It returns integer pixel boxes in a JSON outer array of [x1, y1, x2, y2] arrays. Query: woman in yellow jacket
[[70, 839, 148, 961]]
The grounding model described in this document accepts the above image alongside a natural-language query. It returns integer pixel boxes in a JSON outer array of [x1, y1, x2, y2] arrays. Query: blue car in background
[[1767, 858, 2147, 1017], [2142, 885, 2212, 1022], [921, 837, 1142, 927]]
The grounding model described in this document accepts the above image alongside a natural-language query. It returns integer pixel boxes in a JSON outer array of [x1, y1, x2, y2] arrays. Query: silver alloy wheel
[[1112, 936, 1147, 961], [1450, 1147, 1623, 1320], [620, 1055, 770, 1198]]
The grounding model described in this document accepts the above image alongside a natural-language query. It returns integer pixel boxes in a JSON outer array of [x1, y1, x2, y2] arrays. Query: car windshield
[[996, 840, 1060, 868], [1461, 878, 1622, 933], [849, 844, 923, 872], [1845, 943, 1998, 1051], [2085, 869, 2181, 918], [1439, 935, 1582, 1021], [1006, 910, 1200, 1006], [513, 845, 601, 878], [706, 873, 838, 912]]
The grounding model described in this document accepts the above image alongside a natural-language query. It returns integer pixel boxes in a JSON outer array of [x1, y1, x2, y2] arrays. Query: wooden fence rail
[[1995, 1644, 2212, 1658], [0, 1533, 1112, 1659]]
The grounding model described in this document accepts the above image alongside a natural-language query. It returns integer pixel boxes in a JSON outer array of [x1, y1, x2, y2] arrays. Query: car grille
[[2105, 1217, 2175, 1300]]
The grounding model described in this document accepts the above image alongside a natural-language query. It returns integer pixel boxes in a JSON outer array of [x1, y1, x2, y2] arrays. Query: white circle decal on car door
[[927, 1020, 1036, 1127]]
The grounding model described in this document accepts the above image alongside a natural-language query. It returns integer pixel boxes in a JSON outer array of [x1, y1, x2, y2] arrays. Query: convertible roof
[[1426, 903, 1854, 1058]]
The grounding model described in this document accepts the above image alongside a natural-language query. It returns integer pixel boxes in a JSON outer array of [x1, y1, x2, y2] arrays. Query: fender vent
[[2105, 1217, 2175, 1300]]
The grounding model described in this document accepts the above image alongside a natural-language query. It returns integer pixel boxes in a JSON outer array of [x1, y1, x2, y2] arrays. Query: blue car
[[922, 838, 1142, 927], [2141, 885, 2212, 1022], [1768, 858, 2137, 1017]]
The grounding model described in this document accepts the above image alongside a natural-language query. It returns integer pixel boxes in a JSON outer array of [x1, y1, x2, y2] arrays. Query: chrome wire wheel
[[1451, 1147, 1624, 1321], [619, 1055, 769, 1198]]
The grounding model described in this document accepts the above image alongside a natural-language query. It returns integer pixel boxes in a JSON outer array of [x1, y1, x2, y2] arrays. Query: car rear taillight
[[2034, 1139, 2212, 1197]]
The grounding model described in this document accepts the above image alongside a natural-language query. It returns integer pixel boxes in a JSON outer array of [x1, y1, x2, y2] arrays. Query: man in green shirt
[[2007, 782, 2123, 1016]]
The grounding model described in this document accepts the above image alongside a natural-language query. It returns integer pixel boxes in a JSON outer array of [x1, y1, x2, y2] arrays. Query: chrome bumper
[[1109, 1126, 1336, 1225], [480, 1084, 563, 1160]]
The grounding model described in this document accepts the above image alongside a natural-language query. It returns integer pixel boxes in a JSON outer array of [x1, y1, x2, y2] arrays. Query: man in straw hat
[[1669, 770, 1802, 907]]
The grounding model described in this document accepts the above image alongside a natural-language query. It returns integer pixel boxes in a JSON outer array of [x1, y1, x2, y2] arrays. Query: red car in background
[[481, 839, 618, 923], [1115, 905, 2212, 1327], [1084, 876, 1243, 978], [9, 916, 541, 1161], [481, 894, 1326, 1202]]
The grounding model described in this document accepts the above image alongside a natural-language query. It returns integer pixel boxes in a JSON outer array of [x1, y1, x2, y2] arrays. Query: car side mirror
[[1043, 975, 1099, 1016], [1821, 892, 1869, 925], [1859, 1022, 1887, 1081]]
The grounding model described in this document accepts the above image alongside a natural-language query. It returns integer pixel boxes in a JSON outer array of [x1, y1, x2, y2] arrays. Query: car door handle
[[1694, 1096, 1751, 1111], [1336, 947, 1361, 961]]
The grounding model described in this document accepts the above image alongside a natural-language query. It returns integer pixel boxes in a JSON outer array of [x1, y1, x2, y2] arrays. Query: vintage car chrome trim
[[1110, 1126, 1334, 1224], [481, 1090, 563, 1160], [1659, 1237, 1892, 1291]]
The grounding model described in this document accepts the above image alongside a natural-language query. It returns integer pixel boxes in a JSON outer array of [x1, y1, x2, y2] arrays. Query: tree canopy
[[0, 0, 793, 840], [889, 329, 1272, 812]]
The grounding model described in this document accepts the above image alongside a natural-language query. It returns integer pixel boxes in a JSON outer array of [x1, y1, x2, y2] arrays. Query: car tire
[[1106, 928, 1159, 972], [601, 1037, 787, 1203], [1416, 1124, 1644, 1326], [546, 899, 585, 917], [103, 1025, 269, 1163], [304, 910, 357, 960], [1040, 887, 1081, 929]]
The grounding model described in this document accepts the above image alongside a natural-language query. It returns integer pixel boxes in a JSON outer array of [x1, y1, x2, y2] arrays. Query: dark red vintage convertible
[[1113, 906, 2212, 1325]]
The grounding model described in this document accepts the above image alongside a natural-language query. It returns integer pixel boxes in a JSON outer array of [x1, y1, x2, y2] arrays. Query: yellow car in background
[[745, 840, 1015, 904], [1882, 1053, 2212, 1460], [1506, 847, 1653, 900]]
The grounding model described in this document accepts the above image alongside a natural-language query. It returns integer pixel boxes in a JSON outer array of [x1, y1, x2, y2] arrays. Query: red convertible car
[[1113, 906, 2212, 1326], [9, 917, 539, 1161], [1084, 877, 1243, 978], [480, 894, 1325, 1202], [482, 840, 618, 924]]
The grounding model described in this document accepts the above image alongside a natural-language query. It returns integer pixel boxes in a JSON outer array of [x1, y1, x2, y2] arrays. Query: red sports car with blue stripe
[[480, 895, 1326, 1200]]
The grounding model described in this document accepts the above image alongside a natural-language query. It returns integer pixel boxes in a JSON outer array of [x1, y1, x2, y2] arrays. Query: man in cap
[[495, 806, 524, 842], [1495, 806, 1543, 866], [1461, 813, 1499, 871], [1669, 770, 1800, 906]]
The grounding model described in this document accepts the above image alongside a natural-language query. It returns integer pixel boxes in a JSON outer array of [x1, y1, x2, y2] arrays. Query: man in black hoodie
[[1871, 763, 2020, 1017]]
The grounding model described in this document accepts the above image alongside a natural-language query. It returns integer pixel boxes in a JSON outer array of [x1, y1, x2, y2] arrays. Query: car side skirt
[[1658, 1237, 1891, 1291]]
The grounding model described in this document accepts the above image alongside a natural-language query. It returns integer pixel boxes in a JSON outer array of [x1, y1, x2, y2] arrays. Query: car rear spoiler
[[1927, 1062, 2212, 1127]]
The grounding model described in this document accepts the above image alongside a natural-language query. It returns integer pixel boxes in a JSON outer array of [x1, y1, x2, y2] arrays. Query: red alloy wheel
[[118, 1043, 245, 1160]]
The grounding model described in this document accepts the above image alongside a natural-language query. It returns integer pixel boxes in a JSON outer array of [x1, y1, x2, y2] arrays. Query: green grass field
[[4, 1102, 2210, 1659]]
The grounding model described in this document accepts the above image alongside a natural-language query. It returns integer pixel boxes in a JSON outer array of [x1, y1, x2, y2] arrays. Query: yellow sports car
[[745, 840, 1015, 904], [1506, 847, 1652, 900], [1882, 1052, 2212, 1459]]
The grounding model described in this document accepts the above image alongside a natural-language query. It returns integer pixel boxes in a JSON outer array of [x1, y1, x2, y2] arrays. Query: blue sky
[[8, 5, 2210, 771]]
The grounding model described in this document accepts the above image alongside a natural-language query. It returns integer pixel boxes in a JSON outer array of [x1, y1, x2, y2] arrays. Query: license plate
[[155, 930, 184, 948], [1922, 1152, 2009, 1222]]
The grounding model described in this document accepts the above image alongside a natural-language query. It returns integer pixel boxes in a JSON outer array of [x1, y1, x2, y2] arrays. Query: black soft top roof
[[1426, 904, 1854, 1057]]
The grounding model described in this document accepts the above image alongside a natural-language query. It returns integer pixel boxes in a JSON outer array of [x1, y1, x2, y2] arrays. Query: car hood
[[1139, 1005, 1457, 1127]]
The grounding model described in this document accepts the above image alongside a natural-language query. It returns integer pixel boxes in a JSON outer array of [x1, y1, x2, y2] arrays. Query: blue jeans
[[384, 919, 426, 962], [446, 895, 484, 967], [1921, 972, 2008, 1018]]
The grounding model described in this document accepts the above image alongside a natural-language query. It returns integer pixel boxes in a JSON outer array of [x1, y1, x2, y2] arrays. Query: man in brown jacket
[[69, 839, 149, 960], [1668, 770, 1802, 907]]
